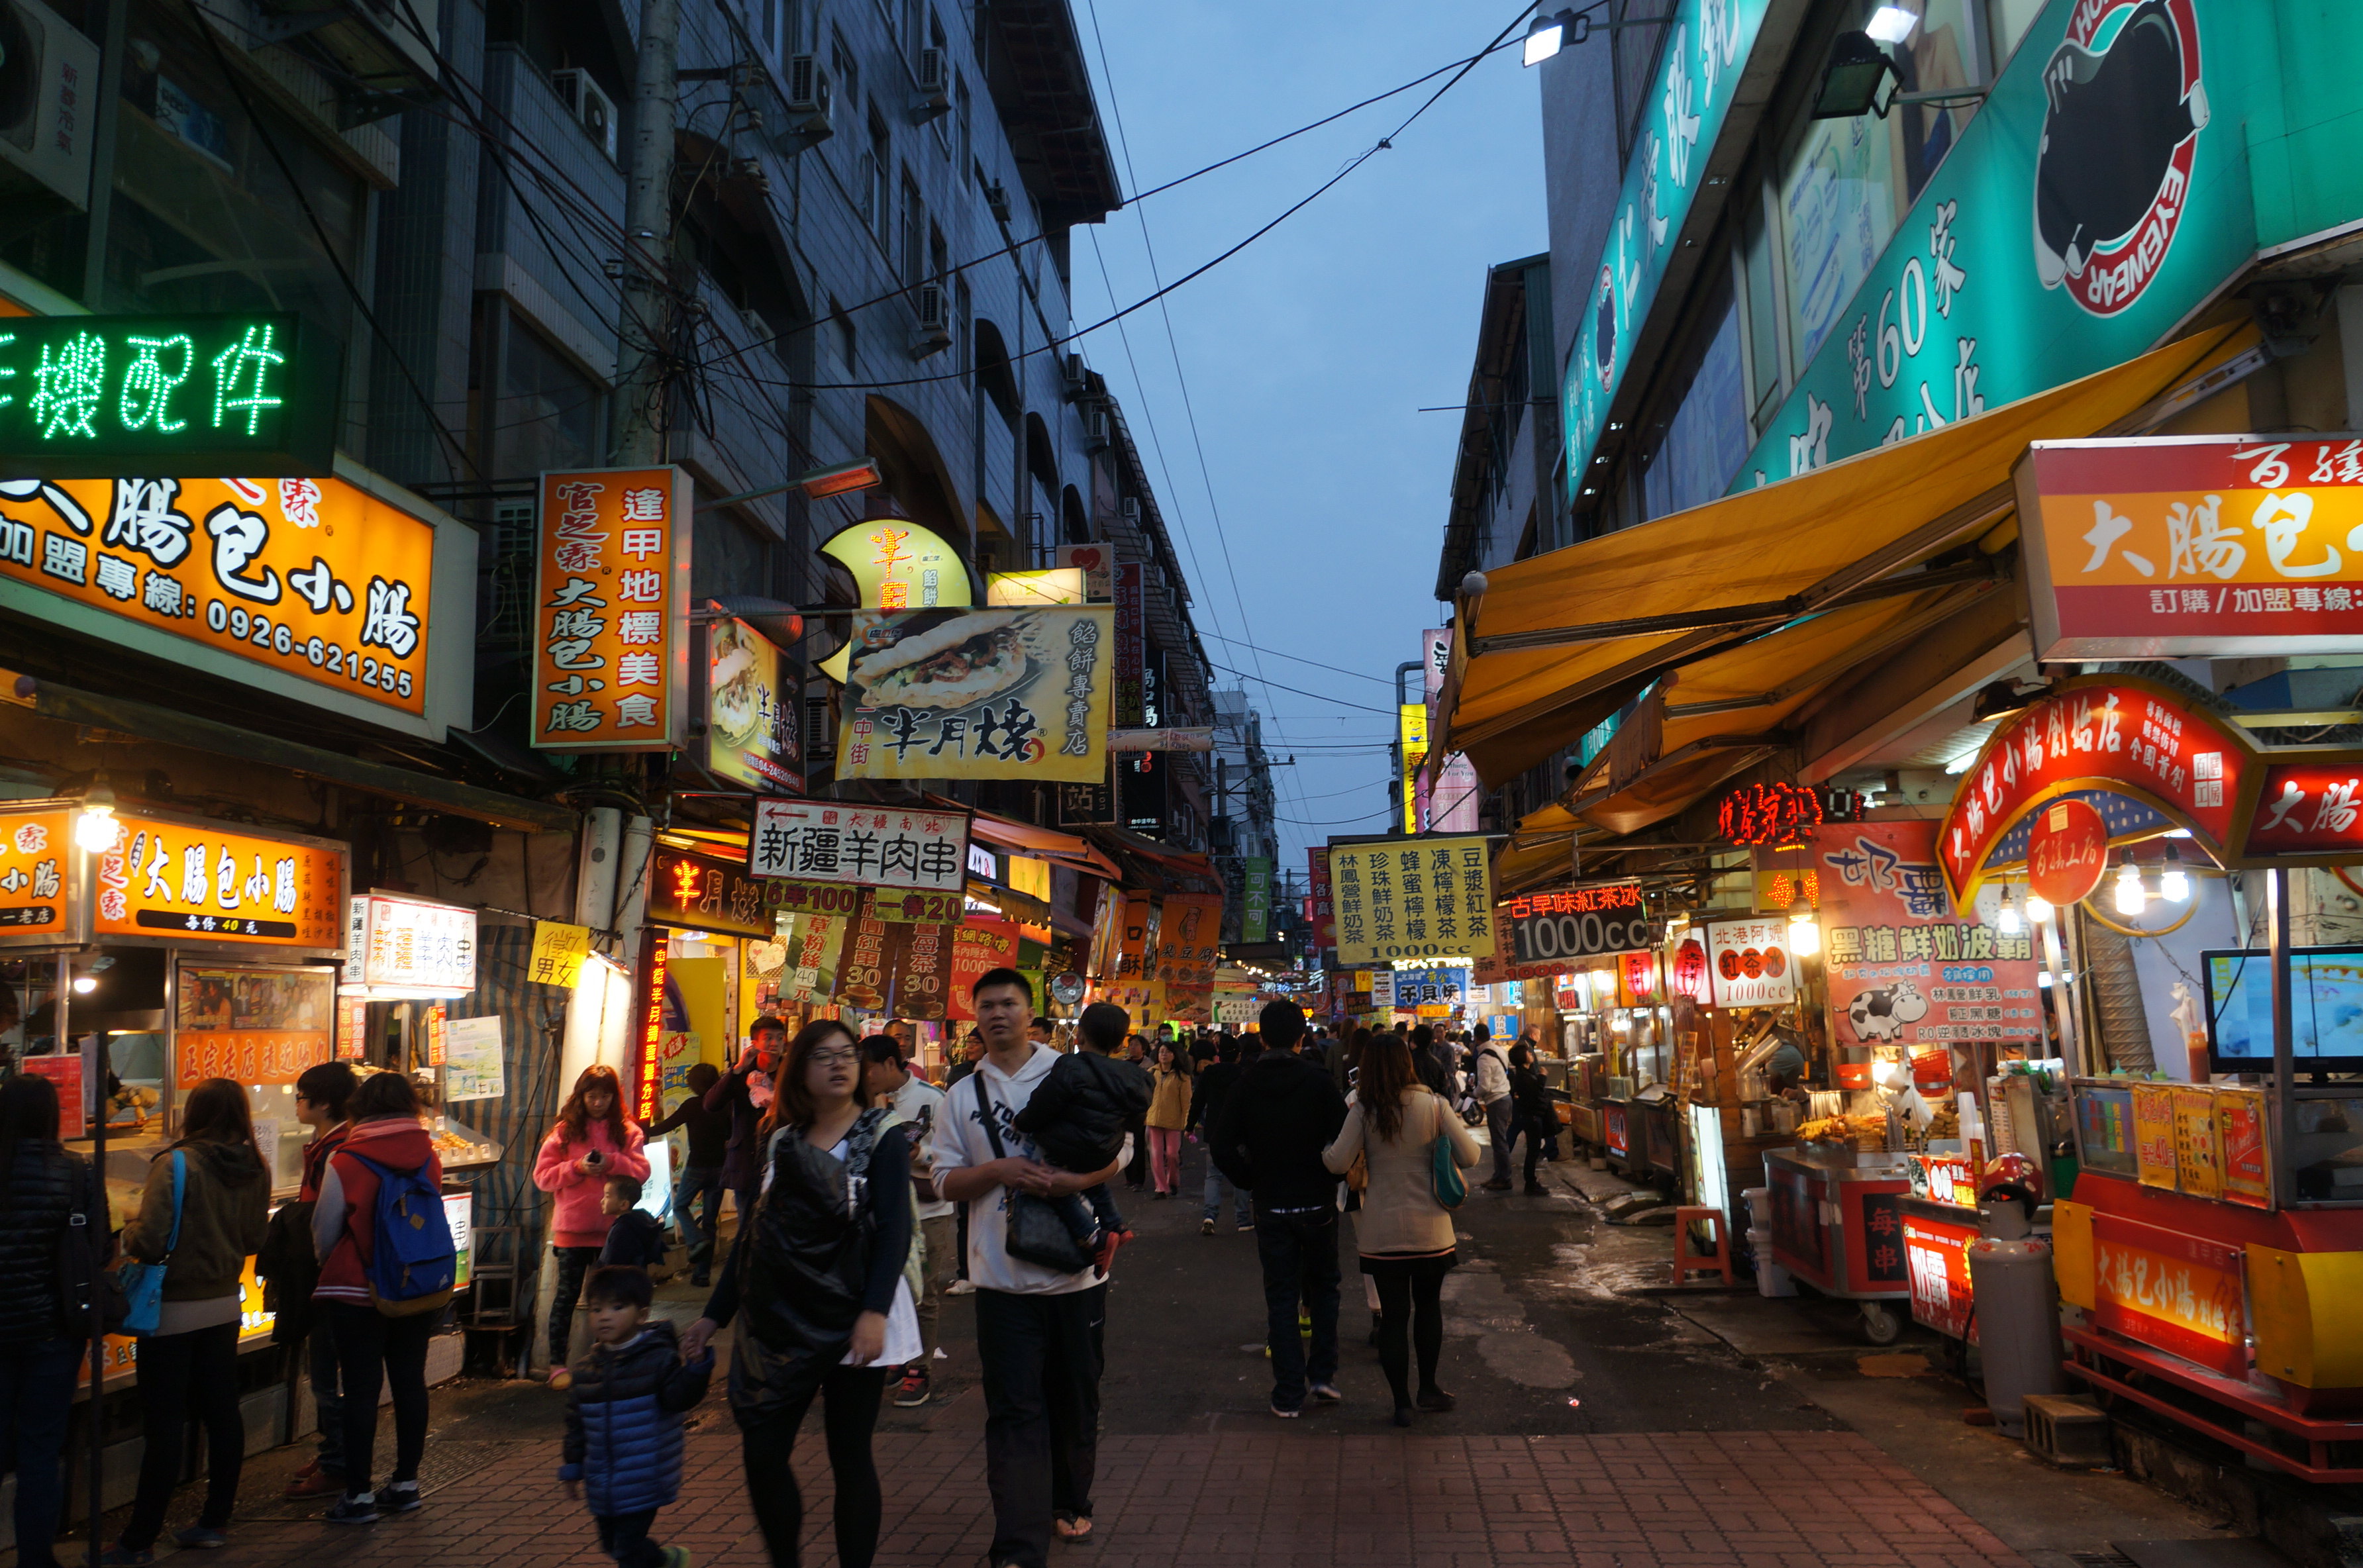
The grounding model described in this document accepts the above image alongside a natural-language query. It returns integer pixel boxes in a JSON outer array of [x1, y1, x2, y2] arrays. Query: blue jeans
[[1049, 1183, 1124, 1245], [674, 1163, 725, 1270], [1252, 1204, 1340, 1410], [309, 1320, 345, 1476], [0, 1338, 80, 1568], [1201, 1163, 1250, 1225]]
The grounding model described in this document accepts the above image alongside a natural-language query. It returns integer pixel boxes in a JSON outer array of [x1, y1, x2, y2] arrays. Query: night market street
[[53, 1137, 2230, 1568]]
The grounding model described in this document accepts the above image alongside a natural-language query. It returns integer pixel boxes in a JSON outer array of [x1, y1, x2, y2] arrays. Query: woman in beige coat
[[1323, 1032, 1481, 1426]]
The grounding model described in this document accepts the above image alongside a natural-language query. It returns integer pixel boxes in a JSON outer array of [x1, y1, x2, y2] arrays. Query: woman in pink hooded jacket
[[532, 1065, 648, 1382]]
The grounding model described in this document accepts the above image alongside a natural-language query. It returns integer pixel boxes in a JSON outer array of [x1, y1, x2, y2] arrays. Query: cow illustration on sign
[[1846, 982, 1930, 1045]]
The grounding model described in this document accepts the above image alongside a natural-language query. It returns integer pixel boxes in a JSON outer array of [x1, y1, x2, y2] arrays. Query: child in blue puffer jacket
[[560, 1267, 713, 1568]]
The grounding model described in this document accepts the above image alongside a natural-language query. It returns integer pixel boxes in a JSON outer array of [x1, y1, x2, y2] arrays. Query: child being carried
[[1013, 1001, 1151, 1274]]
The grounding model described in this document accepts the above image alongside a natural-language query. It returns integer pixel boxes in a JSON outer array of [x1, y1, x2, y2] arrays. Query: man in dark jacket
[[1208, 1001, 1348, 1418], [646, 1062, 727, 1285], [1185, 1036, 1250, 1235], [703, 1016, 785, 1234], [1409, 1024, 1452, 1099]]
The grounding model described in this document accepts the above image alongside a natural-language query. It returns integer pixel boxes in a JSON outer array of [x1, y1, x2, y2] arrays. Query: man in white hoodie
[[1474, 1026, 1516, 1192]]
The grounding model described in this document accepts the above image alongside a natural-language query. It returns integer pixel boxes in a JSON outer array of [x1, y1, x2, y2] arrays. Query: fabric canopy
[[956, 805, 1121, 880], [1440, 324, 2253, 787]]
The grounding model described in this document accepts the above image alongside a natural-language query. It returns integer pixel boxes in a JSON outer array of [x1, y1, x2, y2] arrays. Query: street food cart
[[1935, 676, 2363, 1481]]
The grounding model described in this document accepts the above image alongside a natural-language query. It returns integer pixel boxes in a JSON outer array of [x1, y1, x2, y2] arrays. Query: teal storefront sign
[[1729, 0, 2360, 493], [1559, 0, 1775, 509]]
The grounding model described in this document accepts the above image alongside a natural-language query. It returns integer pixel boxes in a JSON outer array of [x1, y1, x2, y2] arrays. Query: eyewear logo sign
[[2033, 0, 2206, 317]]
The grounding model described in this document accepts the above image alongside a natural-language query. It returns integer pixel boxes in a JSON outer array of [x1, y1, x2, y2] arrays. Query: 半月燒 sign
[[838, 607, 1111, 783]]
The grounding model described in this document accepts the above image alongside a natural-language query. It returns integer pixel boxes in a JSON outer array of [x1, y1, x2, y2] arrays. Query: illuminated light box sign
[[0, 314, 338, 477], [342, 893, 479, 999]]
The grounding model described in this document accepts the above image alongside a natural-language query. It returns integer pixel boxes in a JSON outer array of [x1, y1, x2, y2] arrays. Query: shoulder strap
[[162, 1150, 186, 1257], [974, 1069, 1007, 1159]]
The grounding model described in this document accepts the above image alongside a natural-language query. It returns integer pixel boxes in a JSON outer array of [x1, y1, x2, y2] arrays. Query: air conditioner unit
[[915, 46, 950, 108], [550, 69, 618, 162], [0, 0, 98, 212], [1119, 497, 1141, 526], [911, 283, 952, 358], [1083, 405, 1111, 452], [983, 179, 1011, 224], [784, 54, 833, 136], [805, 695, 837, 759], [1060, 352, 1087, 401]]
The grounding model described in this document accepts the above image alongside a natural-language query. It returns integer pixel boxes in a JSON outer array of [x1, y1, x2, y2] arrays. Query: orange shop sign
[[0, 473, 438, 725], [530, 467, 690, 752], [2019, 436, 2363, 660], [95, 811, 347, 952], [0, 808, 74, 939]]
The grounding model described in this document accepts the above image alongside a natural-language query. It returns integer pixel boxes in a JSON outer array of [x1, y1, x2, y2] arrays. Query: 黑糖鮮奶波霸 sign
[[1325, 835, 1497, 966], [532, 467, 689, 751], [0, 314, 337, 477], [746, 800, 970, 895], [837, 607, 1113, 783]]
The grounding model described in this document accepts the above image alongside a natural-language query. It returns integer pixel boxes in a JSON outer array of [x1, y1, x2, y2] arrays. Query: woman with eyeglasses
[[681, 1018, 918, 1568]]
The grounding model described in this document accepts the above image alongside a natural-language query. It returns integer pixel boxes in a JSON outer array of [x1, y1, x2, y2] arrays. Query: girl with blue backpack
[[104, 1078, 270, 1564], [311, 1071, 455, 1525]]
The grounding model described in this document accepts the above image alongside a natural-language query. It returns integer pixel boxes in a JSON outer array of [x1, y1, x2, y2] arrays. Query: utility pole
[[617, 0, 680, 465]]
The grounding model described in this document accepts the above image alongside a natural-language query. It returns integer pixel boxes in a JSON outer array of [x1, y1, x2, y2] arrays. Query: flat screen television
[[2202, 946, 2363, 1073]]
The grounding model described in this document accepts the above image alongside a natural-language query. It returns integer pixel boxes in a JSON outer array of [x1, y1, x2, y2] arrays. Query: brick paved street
[[43, 1143, 2224, 1568]]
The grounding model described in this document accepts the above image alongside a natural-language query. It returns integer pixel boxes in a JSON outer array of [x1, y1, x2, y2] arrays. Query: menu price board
[[530, 466, 690, 752], [2170, 1085, 2222, 1200], [98, 813, 346, 952], [2132, 1083, 2178, 1189], [1815, 820, 2040, 1048], [1326, 835, 1496, 965], [2214, 1087, 2270, 1206]]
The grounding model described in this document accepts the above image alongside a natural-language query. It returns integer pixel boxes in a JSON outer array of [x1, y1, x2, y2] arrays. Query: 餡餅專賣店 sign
[[530, 467, 689, 751], [2019, 435, 2363, 660], [1325, 835, 1496, 966], [0, 471, 444, 730], [0, 313, 338, 477]]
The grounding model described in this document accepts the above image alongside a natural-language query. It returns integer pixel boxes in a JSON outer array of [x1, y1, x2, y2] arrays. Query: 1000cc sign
[[1502, 894, 1654, 964]]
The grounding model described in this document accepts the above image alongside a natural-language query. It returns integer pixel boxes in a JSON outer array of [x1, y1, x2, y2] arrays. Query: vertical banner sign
[[1560, 0, 1774, 505], [945, 918, 1021, 1021], [1399, 701, 1428, 833], [1113, 561, 1145, 727], [1325, 836, 1497, 966], [837, 912, 889, 1011], [1242, 857, 1272, 943], [1307, 848, 1334, 951], [1114, 891, 1153, 981], [837, 607, 1112, 783], [884, 922, 952, 1020], [778, 910, 847, 1005], [531, 466, 691, 752], [1813, 820, 2040, 1051], [634, 930, 669, 1124], [1156, 893, 1221, 1022]]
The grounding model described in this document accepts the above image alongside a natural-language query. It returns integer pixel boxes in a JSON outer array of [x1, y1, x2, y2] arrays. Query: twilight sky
[[1071, 1, 1546, 889]]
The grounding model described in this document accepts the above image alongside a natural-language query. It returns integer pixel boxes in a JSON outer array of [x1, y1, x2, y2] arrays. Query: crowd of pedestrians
[[0, 991, 1558, 1568]]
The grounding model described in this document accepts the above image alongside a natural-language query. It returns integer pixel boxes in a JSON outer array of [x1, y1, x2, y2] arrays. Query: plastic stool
[[1670, 1206, 1733, 1286]]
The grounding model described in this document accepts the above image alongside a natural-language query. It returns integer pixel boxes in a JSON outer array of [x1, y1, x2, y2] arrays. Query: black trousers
[[550, 1244, 601, 1365], [1253, 1205, 1340, 1410], [330, 1302, 435, 1497], [974, 1285, 1105, 1568], [597, 1508, 667, 1568], [735, 1356, 887, 1568], [1367, 1256, 1450, 1409], [121, 1321, 242, 1550]]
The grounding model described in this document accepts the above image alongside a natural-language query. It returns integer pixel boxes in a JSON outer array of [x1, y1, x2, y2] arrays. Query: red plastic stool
[[1670, 1206, 1733, 1286]]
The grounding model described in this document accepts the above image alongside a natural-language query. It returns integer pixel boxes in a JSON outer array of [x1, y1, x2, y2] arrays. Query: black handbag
[[973, 1072, 1093, 1275]]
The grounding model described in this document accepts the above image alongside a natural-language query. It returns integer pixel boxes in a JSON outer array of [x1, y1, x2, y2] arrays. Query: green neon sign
[[0, 314, 337, 478]]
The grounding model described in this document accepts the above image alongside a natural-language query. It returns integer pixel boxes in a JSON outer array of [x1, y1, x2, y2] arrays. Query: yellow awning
[[1441, 324, 2254, 787]]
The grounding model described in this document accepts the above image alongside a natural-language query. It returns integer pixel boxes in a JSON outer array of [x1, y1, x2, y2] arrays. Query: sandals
[[1054, 1514, 1094, 1544]]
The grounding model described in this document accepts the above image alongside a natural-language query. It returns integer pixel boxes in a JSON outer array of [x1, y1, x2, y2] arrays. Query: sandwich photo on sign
[[838, 605, 1111, 781]]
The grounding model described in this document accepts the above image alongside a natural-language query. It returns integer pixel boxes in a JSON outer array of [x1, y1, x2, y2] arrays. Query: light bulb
[[74, 803, 118, 853], [2114, 856, 2146, 915], [2025, 893, 2054, 924], [1997, 893, 2023, 936], [2161, 845, 2189, 902], [1787, 910, 1821, 957], [71, 975, 97, 994]]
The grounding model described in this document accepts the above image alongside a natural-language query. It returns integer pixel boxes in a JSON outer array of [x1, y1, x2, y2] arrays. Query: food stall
[[1933, 676, 2363, 1481]]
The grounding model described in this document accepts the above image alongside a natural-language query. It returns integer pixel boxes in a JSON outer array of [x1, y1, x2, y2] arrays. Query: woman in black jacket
[[681, 1018, 915, 1568], [0, 1074, 95, 1568], [1506, 1043, 1556, 1195]]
